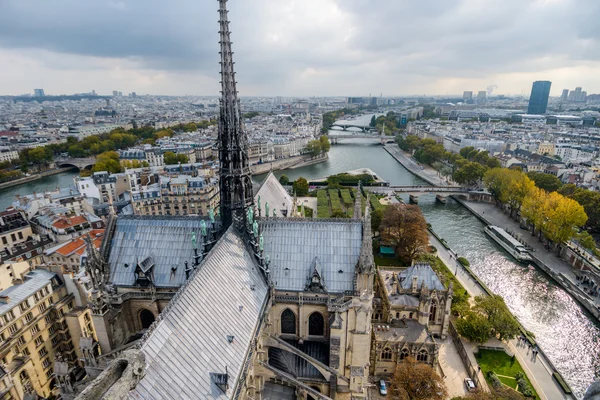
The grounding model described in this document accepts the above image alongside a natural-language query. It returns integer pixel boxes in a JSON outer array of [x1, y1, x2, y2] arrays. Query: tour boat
[[484, 225, 532, 263]]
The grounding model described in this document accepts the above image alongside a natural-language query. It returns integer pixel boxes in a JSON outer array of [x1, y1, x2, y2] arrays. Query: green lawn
[[475, 349, 539, 399]]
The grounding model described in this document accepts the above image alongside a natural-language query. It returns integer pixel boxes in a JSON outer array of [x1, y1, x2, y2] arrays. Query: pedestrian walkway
[[429, 233, 571, 400], [438, 336, 470, 397]]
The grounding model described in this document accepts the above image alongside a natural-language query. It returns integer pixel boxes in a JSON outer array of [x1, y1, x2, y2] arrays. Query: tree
[[576, 231, 597, 251], [505, 174, 535, 218], [380, 204, 429, 263], [370, 115, 377, 127], [484, 168, 515, 204], [459, 146, 476, 159], [371, 208, 383, 232], [319, 135, 331, 153], [396, 135, 421, 152], [526, 171, 563, 192], [559, 184, 600, 232], [542, 192, 588, 249], [456, 312, 493, 343], [305, 140, 322, 157], [473, 295, 520, 340], [292, 177, 309, 196], [521, 186, 547, 236], [390, 357, 447, 400], [279, 175, 290, 185], [486, 157, 501, 169], [163, 151, 188, 165], [91, 151, 122, 174], [453, 162, 487, 186]]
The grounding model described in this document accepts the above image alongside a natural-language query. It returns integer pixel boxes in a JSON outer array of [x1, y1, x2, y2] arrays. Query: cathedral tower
[[218, 0, 254, 230]]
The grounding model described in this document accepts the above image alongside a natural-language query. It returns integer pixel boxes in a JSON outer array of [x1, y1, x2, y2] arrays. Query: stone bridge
[[55, 157, 96, 170], [330, 123, 376, 132]]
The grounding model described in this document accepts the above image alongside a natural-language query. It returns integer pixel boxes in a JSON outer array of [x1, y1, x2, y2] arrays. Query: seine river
[[0, 169, 79, 210], [2, 115, 599, 396]]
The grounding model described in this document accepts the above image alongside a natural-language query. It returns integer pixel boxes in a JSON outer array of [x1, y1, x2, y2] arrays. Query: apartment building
[[43, 230, 104, 273], [0, 147, 19, 163], [0, 209, 33, 252], [0, 269, 96, 399], [131, 175, 219, 217]]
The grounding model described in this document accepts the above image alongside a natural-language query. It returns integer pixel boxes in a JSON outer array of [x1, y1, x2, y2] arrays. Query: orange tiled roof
[[55, 230, 105, 257], [55, 238, 85, 257], [52, 215, 87, 229]]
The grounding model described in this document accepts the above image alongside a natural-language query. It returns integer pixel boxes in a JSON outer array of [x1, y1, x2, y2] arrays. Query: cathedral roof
[[130, 228, 268, 399], [399, 263, 445, 291], [260, 218, 362, 293], [107, 216, 217, 288], [255, 171, 294, 217]]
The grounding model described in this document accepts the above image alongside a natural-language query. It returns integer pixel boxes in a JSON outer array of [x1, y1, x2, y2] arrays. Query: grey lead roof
[[108, 216, 216, 288], [399, 264, 445, 291], [130, 228, 268, 400], [260, 219, 362, 293], [0, 269, 55, 316]]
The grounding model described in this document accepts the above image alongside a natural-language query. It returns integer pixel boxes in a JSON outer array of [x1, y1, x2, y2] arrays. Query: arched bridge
[[329, 123, 377, 132], [55, 157, 96, 170]]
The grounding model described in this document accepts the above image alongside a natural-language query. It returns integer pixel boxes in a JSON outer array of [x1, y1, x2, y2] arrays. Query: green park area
[[476, 349, 539, 399], [316, 187, 368, 218]]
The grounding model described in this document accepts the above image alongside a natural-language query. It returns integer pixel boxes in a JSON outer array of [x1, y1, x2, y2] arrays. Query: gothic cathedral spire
[[217, 0, 254, 230]]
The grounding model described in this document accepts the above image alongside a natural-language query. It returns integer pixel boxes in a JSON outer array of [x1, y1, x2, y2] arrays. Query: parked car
[[379, 379, 387, 395], [464, 378, 476, 392]]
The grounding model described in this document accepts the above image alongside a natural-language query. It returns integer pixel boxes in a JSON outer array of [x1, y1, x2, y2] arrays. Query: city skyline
[[0, 0, 599, 97]]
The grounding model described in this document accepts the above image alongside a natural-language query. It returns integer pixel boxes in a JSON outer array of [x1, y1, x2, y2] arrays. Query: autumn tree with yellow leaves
[[484, 168, 588, 252]]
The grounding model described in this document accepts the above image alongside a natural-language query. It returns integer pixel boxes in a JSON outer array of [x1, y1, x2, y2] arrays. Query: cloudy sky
[[0, 0, 599, 97]]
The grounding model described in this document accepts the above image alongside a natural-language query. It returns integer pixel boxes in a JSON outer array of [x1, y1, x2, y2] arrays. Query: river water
[[0, 170, 79, 210], [3, 117, 599, 396]]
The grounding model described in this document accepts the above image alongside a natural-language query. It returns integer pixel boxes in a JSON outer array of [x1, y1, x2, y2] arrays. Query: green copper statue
[[200, 220, 207, 236], [191, 231, 197, 250], [273, 209, 276, 217], [257, 196, 261, 215], [265, 202, 270, 218], [208, 207, 215, 223], [253, 220, 259, 238], [259, 233, 264, 252]]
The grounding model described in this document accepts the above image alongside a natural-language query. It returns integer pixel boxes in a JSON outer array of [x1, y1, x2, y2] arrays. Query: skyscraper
[[527, 81, 551, 115], [463, 91, 473, 100], [33, 88, 45, 97], [561, 89, 569, 101], [217, 0, 254, 230]]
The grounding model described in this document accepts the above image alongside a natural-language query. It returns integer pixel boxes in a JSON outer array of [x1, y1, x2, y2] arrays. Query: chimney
[[411, 276, 418, 293], [0, 295, 10, 304]]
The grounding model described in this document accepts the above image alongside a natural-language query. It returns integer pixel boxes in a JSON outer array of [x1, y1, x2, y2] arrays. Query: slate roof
[[399, 264, 445, 291], [255, 172, 294, 217], [260, 219, 362, 293], [0, 269, 56, 316], [107, 216, 216, 288], [129, 228, 268, 400]]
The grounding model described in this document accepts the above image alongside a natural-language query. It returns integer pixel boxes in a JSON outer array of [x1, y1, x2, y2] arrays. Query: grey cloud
[[0, 0, 598, 95]]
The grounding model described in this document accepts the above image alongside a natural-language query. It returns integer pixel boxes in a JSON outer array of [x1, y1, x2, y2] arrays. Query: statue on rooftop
[[191, 231, 197, 249]]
